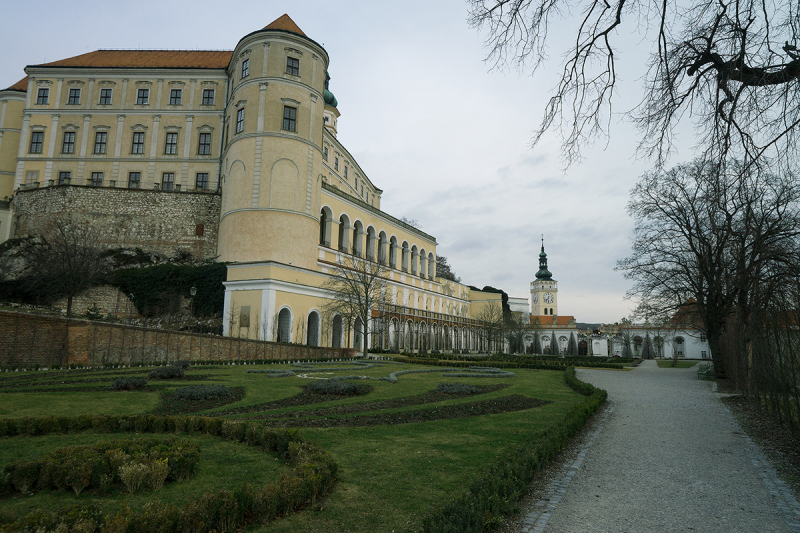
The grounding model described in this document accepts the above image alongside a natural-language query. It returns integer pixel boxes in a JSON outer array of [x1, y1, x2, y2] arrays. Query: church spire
[[535, 236, 553, 280]]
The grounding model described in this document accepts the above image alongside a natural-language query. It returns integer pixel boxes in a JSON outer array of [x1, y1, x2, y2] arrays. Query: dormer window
[[286, 57, 300, 76]]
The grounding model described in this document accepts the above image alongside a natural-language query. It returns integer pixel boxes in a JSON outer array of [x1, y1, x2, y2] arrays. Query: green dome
[[324, 88, 338, 108], [535, 241, 553, 280]]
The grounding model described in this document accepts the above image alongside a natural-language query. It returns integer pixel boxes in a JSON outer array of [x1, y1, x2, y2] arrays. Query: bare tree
[[321, 255, 388, 358], [617, 159, 800, 377], [475, 301, 505, 353], [14, 214, 109, 317], [504, 310, 529, 354], [467, 0, 800, 173]]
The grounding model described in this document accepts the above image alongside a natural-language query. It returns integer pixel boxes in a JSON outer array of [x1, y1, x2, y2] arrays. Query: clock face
[[543, 292, 554, 304], [532, 293, 539, 304]]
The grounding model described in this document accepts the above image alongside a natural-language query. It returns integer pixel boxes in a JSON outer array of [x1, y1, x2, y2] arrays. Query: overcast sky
[[1, 0, 699, 324]]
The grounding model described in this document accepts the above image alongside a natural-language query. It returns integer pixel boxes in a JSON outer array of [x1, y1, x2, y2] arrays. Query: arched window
[[354, 317, 364, 352], [352, 221, 364, 257], [366, 226, 377, 261], [307, 311, 320, 346], [389, 236, 398, 268], [277, 308, 292, 343], [428, 253, 435, 280], [674, 336, 685, 357], [332, 315, 343, 348], [319, 207, 333, 246], [378, 231, 388, 264], [338, 214, 350, 252], [402, 241, 409, 272], [419, 248, 427, 278], [411, 245, 418, 275]]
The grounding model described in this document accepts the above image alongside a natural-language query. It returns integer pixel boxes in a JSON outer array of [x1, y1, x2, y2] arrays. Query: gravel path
[[518, 360, 800, 533]]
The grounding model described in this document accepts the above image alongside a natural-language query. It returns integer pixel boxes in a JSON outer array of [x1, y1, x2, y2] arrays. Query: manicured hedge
[[0, 415, 338, 533], [1, 437, 199, 496], [420, 366, 607, 533]]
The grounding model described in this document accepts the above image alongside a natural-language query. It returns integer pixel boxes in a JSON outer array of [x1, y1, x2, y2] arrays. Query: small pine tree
[[532, 331, 542, 354], [642, 333, 653, 359], [567, 332, 578, 356], [550, 331, 560, 355]]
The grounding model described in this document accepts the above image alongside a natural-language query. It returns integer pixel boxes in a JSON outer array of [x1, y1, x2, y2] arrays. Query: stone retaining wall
[[0, 311, 355, 367], [12, 185, 221, 261]]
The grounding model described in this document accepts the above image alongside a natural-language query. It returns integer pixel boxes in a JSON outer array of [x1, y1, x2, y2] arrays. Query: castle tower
[[530, 238, 558, 316], [217, 14, 329, 270]]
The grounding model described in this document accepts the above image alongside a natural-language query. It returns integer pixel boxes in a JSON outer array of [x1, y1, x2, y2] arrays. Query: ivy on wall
[[110, 263, 227, 317]]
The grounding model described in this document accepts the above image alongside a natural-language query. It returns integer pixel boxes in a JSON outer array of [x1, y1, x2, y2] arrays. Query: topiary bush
[[304, 380, 372, 396], [110, 377, 148, 391], [435, 382, 482, 395], [148, 366, 185, 380], [173, 384, 233, 401], [1, 437, 199, 497]]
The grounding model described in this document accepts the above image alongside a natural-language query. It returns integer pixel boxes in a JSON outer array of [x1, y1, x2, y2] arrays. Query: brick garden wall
[[0, 311, 355, 367], [13, 185, 221, 261]]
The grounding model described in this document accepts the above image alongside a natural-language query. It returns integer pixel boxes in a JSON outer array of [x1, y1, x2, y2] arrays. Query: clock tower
[[530, 238, 558, 316]]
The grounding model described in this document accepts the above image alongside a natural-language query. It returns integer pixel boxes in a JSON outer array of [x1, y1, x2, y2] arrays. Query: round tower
[[217, 14, 329, 269]]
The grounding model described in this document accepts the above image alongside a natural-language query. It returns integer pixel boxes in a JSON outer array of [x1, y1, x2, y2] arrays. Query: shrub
[[148, 366, 185, 380], [110, 377, 148, 391], [435, 382, 482, 395], [304, 379, 372, 396], [245, 369, 296, 377], [145, 459, 169, 491], [173, 384, 233, 401], [173, 360, 191, 370]]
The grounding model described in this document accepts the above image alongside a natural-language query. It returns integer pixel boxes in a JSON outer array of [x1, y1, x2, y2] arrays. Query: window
[[62, 132, 75, 154], [344, 166, 348, 178], [334, 156, 339, 170], [91, 172, 103, 187], [128, 171, 141, 189], [198, 132, 211, 155], [36, 88, 49, 104], [29, 131, 44, 153], [282, 106, 297, 131], [68, 88, 81, 105], [169, 89, 182, 105], [136, 88, 149, 105], [164, 132, 178, 154], [161, 172, 175, 191], [236, 108, 244, 133], [323, 146, 328, 161], [286, 57, 299, 76], [58, 171, 70, 185], [94, 132, 107, 154], [130, 132, 145, 154], [700, 333, 707, 342], [202, 89, 215, 105], [241, 58, 249, 78], [25, 170, 38, 186], [196, 172, 209, 190], [99, 88, 112, 105]]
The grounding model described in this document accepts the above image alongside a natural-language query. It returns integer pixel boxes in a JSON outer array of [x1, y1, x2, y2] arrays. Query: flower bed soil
[[152, 386, 246, 415], [257, 394, 550, 428], [263, 383, 510, 419], [0, 374, 217, 394], [213, 383, 510, 417]]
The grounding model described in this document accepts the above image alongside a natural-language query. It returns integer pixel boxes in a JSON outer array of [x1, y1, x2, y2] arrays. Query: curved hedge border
[[420, 366, 607, 533], [0, 415, 337, 533]]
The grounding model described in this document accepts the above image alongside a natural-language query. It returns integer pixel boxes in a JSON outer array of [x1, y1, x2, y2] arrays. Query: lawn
[[656, 359, 701, 368], [0, 359, 595, 532]]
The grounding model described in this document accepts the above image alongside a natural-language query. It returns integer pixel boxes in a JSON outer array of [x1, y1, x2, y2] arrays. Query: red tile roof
[[5, 77, 28, 91], [263, 14, 306, 36], [30, 50, 233, 70], [530, 315, 576, 326]]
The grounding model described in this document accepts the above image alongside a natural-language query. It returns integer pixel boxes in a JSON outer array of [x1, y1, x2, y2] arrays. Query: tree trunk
[[708, 328, 726, 379], [66, 295, 73, 318]]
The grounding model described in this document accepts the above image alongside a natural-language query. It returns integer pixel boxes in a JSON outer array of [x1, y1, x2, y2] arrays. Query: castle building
[[0, 14, 505, 352]]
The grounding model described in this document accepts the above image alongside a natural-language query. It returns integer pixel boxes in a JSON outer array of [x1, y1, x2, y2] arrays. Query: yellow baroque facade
[[0, 14, 505, 353]]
